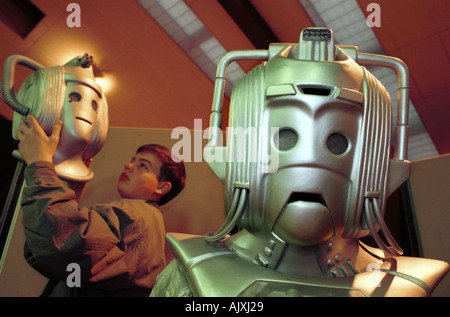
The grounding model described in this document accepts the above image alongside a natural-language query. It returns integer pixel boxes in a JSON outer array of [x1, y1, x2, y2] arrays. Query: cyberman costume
[[151, 28, 449, 297]]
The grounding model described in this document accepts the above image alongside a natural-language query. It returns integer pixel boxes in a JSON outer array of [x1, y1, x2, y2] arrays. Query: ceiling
[[0, 0, 449, 161]]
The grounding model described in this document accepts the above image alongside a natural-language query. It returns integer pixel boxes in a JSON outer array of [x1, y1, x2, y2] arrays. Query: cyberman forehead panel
[[204, 27, 411, 258], [3, 54, 109, 182]]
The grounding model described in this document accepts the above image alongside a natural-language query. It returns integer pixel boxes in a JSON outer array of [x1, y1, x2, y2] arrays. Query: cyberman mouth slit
[[287, 192, 328, 208], [76, 117, 92, 125]]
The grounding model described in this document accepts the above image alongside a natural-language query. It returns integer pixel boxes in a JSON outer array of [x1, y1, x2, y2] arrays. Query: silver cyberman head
[[4, 54, 109, 182], [204, 27, 411, 258]]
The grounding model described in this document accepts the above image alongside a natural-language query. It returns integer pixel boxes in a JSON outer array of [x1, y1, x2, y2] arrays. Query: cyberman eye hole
[[326, 133, 350, 156], [69, 92, 82, 102], [274, 128, 298, 151], [91, 100, 98, 112]]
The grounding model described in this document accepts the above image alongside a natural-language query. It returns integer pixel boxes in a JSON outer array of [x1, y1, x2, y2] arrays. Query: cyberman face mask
[[3, 54, 109, 182]]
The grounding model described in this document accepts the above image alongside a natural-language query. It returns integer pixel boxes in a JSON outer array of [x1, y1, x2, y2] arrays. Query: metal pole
[[0, 161, 26, 273]]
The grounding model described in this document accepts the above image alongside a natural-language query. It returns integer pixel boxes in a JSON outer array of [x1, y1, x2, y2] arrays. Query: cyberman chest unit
[[152, 27, 448, 297]]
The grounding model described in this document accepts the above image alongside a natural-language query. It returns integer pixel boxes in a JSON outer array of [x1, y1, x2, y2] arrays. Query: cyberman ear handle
[[345, 47, 411, 257], [2, 55, 44, 116], [3, 55, 52, 163], [204, 50, 269, 158], [204, 50, 269, 242], [356, 51, 409, 162]]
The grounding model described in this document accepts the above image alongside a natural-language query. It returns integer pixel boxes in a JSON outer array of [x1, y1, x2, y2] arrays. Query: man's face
[[116, 151, 164, 201]]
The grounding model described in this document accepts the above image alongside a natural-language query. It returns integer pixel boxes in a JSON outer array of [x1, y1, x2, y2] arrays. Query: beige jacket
[[22, 161, 166, 296]]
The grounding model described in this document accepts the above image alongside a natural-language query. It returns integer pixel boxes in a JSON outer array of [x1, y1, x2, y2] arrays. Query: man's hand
[[15, 115, 63, 165]]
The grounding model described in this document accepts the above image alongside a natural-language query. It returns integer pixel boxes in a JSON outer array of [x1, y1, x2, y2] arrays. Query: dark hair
[[136, 144, 186, 205]]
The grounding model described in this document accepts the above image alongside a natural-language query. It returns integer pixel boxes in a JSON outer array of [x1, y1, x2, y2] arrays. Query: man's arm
[[16, 116, 155, 291], [16, 116, 101, 282], [22, 161, 123, 279]]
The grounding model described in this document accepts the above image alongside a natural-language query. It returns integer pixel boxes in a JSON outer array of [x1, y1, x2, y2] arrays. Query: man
[[15, 115, 186, 296]]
